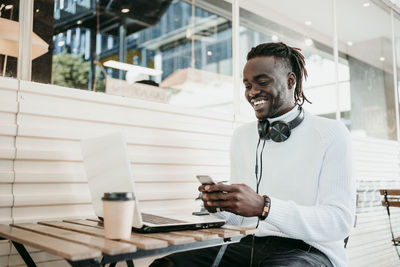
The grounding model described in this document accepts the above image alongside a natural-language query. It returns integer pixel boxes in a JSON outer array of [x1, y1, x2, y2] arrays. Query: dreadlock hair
[[246, 42, 311, 107]]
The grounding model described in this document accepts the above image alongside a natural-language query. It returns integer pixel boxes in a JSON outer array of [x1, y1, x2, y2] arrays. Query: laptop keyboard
[[141, 213, 187, 225]]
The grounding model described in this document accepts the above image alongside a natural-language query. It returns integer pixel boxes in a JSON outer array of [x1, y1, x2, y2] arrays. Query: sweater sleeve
[[264, 123, 356, 243]]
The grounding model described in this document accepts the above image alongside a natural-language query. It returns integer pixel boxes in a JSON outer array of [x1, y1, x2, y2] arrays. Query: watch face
[[270, 121, 291, 142]]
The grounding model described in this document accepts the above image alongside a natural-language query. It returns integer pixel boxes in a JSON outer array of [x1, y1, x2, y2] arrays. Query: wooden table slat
[[40, 221, 168, 250], [0, 225, 101, 261], [12, 223, 136, 255], [199, 228, 242, 238], [135, 232, 195, 245], [65, 219, 195, 245], [169, 230, 221, 241], [222, 225, 259, 235], [64, 219, 103, 229]]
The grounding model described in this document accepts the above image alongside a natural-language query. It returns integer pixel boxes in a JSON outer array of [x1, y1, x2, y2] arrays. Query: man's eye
[[245, 85, 251, 90], [259, 81, 269, 86]]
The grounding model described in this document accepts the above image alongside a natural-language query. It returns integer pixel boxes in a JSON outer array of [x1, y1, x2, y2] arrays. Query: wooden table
[[0, 219, 257, 267]]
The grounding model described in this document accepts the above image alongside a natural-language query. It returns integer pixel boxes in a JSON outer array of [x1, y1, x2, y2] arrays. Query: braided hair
[[246, 42, 311, 106]]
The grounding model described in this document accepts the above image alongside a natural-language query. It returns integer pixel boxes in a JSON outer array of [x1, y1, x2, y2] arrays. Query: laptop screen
[[80, 132, 143, 228]]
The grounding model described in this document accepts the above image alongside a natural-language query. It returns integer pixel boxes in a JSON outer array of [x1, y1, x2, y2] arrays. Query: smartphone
[[196, 175, 217, 185]]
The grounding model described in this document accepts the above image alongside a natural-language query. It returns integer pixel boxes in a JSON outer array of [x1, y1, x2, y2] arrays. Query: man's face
[[243, 56, 295, 119]]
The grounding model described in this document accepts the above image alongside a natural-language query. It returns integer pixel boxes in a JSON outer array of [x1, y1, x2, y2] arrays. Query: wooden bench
[[379, 189, 400, 247], [0, 219, 256, 266]]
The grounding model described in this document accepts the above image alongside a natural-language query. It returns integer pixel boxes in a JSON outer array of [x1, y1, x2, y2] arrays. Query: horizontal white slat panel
[[0, 240, 10, 256], [0, 76, 18, 90], [0, 148, 15, 159], [0, 136, 16, 149], [18, 92, 233, 134], [8, 250, 63, 266], [19, 80, 233, 122], [0, 256, 9, 267], [0, 124, 17, 136], [135, 182, 199, 201], [13, 194, 91, 207], [349, 250, 398, 267], [13, 170, 230, 184], [0, 159, 13, 170], [128, 147, 229, 166], [13, 161, 229, 183], [15, 148, 230, 166], [0, 113, 17, 125], [0, 81, 18, 116], [12, 204, 95, 223], [16, 149, 81, 161], [0, 171, 13, 183], [0, 195, 13, 208], [0, 101, 18, 114], [14, 160, 84, 173], [13, 184, 90, 196], [353, 154, 399, 164], [14, 172, 86, 183], [0, 208, 11, 224], [17, 126, 230, 151], [140, 199, 200, 214], [0, 184, 12, 209]]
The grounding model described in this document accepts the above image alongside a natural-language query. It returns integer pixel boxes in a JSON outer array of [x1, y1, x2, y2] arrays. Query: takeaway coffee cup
[[102, 192, 134, 239]]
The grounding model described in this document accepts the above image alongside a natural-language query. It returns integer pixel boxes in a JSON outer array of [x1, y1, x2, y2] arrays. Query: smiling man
[[151, 42, 356, 267]]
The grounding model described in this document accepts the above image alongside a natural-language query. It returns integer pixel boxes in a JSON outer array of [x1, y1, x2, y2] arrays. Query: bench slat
[[379, 189, 400, 195], [40, 221, 168, 250], [12, 223, 136, 255], [381, 200, 400, 207], [0, 224, 101, 261]]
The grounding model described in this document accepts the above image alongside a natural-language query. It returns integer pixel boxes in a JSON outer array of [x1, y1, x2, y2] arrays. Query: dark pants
[[150, 236, 334, 267]]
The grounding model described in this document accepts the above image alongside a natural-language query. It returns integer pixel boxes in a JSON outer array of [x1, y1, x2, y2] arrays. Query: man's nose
[[248, 86, 260, 97]]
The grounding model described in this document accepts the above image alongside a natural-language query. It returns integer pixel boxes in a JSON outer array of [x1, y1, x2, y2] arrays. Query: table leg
[[12, 241, 37, 267], [211, 244, 228, 267]]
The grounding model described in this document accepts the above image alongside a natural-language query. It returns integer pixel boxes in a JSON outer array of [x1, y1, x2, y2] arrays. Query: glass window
[[30, 0, 234, 115], [337, 0, 396, 140], [0, 0, 20, 78]]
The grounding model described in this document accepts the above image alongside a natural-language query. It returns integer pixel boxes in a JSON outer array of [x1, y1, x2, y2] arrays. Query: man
[[151, 42, 355, 267]]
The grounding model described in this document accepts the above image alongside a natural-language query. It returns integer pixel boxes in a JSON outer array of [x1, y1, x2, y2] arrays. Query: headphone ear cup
[[258, 120, 270, 140], [270, 121, 291, 142]]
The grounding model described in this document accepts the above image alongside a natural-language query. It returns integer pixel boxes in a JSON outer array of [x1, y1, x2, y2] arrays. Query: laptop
[[81, 132, 225, 233]]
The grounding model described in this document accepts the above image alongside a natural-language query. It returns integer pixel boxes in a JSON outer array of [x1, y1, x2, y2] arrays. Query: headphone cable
[[251, 138, 266, 267]]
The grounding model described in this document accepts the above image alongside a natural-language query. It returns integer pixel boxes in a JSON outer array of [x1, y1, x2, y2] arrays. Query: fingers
[[203, 191, 232, 201], [203, 183, 236, 192]]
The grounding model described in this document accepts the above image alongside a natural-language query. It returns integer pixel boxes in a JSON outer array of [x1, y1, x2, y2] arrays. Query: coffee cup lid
[[102, 192, 134, 201]]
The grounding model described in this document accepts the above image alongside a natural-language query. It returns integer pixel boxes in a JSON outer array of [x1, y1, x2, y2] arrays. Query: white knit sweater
[[219, 107, 356, 267]]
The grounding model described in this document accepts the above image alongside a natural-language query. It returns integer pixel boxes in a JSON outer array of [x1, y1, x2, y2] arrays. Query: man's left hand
[[199, 183, 265, 217]]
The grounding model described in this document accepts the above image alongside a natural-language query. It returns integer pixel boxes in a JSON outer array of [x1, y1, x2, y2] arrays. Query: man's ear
[[287, 72, 296, 90]]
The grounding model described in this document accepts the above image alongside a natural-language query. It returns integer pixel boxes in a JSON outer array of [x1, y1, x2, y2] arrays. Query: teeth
[[253, 100, 266, 106]]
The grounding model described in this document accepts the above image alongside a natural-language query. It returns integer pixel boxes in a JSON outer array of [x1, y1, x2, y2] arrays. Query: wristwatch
[[258, 195, 271, 220]]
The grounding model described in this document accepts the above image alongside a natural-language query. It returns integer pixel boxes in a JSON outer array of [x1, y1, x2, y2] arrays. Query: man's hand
[[198, 183, 265, 217]]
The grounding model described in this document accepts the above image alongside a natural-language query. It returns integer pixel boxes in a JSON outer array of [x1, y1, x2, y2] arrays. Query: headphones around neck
[[257, 107, 304, 142]]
